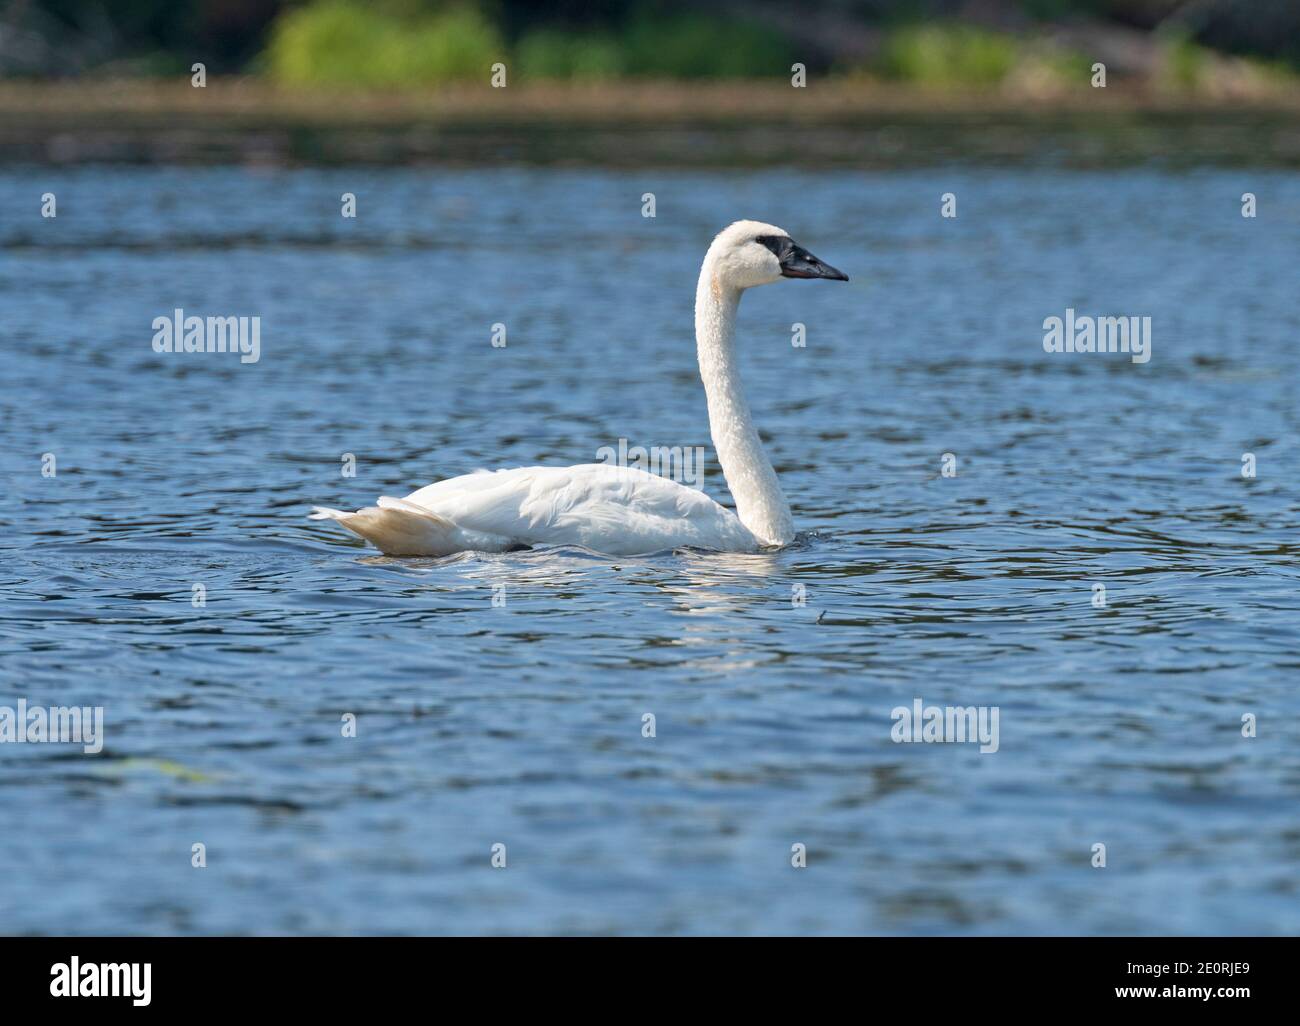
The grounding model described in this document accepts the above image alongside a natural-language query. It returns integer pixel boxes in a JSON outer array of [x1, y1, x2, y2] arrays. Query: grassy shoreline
[[4, 79, 1299, 167], [7, 77, 1300, 117]]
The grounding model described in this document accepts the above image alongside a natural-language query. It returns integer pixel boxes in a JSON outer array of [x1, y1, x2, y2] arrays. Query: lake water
[[1, 165, 1297, 935]]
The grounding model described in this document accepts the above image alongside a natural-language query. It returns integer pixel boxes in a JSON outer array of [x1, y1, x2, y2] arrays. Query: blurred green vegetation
[[871, 23, 1102, 90], [268, 2, 793, 85], [267, 1, 502, 86], [260, 0, 1299, 91], [618, 12, 791, 78], [877, 25, 1019, 86], [6, 0, 1300, 89], [516, 29, 625, 81], [1162, 32, 1209, 92], [262, 1, 1080, 89]]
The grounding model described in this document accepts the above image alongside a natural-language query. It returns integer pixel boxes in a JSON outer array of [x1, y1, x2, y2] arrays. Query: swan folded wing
[[401, 465, 754, 553]]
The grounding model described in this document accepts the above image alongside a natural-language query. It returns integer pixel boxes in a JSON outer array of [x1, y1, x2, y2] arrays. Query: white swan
[[310, 220, 847, 556]]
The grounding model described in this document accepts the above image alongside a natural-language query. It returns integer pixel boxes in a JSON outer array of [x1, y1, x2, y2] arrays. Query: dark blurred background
[[2, 1, 1298, 86], [2, 3, 1296, 166]]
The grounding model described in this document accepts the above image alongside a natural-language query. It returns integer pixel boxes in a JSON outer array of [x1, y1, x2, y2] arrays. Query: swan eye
[[756, 235, 791, 258]]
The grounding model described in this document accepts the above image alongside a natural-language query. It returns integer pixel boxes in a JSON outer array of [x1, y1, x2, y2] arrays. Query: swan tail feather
[[309, 502, 466, 557]]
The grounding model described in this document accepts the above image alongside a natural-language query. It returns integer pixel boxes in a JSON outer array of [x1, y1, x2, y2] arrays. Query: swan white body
[[310, 220, 847, 557]]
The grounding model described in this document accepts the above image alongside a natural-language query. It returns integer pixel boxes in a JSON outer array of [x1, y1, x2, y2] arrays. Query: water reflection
[[0, 165, 1297, 935]]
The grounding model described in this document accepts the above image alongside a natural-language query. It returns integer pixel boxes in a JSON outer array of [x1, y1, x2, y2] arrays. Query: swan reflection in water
[[356, 539, 814, 680]]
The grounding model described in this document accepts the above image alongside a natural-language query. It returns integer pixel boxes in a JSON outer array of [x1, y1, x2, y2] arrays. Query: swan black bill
[[758, 235, 849, 282]]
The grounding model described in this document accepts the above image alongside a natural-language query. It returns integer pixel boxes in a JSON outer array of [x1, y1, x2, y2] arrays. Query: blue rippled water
[[1, 165, 1297, 934]]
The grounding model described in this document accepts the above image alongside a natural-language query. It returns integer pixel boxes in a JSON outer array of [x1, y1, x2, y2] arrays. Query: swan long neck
[[695, 259, 795, 547]]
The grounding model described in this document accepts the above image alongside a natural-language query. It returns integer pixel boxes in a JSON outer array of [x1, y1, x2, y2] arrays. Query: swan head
[[707, 219, 848, 291]]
